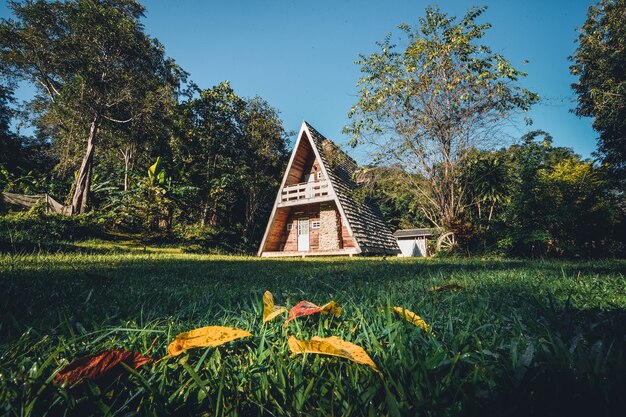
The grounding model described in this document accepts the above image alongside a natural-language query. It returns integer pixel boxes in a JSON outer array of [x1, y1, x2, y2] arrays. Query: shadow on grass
[[1, 254, 625, 416]]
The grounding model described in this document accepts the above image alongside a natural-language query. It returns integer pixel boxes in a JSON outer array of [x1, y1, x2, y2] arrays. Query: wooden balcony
[[277, 180, 333, 207]]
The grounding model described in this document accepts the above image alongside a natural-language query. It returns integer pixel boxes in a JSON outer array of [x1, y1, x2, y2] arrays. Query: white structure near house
[[393, 228, 433, 257]]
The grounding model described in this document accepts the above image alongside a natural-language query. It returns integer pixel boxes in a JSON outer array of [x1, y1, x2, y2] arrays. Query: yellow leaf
[[263, 291, 287, 323], [288, 335, 381, 376], [320, 301, 342, 317], [391, 307, 430, 332], [167, 326, 252, 357]]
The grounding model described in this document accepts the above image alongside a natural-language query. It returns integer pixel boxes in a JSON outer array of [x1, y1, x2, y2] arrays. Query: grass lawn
[[1, 245, 625, 416]]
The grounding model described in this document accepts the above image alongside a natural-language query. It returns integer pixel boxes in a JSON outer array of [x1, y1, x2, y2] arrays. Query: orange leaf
[[263, 291, 287, 323], [391, 307, 431, 332], [54, 349, 152, 385], [429, 284, 464, 292], [167, 326, 252, 357], [288, 335, 381, 375], [286, 300, 341, 324]]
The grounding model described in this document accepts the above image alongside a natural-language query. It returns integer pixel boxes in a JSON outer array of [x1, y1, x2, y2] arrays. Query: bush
[[173, 223, 254, 254], [0, 210, 105, 251]]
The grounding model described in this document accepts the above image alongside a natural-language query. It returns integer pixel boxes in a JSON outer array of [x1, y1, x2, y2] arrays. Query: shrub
[[0, 210, 105, 251]]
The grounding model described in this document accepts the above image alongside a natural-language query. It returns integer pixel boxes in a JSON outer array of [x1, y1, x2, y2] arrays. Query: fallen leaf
[[288, 335, 381, 375], [391, 307, 431, 332], [429, 284, 464, 292], [54, 349, 152, 385], [167, 326, 252, 357], [286, 300, 341, 324], [263, 291, 287, 323]]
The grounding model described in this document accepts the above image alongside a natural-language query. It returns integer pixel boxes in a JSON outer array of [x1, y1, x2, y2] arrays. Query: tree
[[346, 6, 538, 230], [570, 0, 626, 184], [173, 82, 247, 227], [172, 82, 289, 236], [0, 82, 55, 194], [460, 150, 512, 224], [354, 165, 429, 230], [500, 131, 618, 257], [239, 97, 289, 240], [0, 0, 185, 213], [0, 82, 18, 171]]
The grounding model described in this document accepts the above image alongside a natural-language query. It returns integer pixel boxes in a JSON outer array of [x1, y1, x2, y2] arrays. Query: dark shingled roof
[[393, 228, 434, 238], [305, 122, 400, 255]]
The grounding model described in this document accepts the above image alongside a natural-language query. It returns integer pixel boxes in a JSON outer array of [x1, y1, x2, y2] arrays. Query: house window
[[317, 172, 322, 180], [287, 223, 293, 231], [311, 221, 321, 229]]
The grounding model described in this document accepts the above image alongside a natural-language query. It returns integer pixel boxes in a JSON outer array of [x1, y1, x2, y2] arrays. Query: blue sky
[[1, 0, 598, 162]]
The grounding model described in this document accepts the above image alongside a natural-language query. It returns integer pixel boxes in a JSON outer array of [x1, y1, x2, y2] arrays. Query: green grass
[[1, 247, 625, 416]]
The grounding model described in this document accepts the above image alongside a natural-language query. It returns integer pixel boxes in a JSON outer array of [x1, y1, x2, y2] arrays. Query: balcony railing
[[280, 180, 330, 203]]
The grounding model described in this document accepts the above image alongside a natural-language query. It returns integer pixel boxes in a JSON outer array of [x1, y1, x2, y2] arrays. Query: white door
[[298, 218, 309, 251]]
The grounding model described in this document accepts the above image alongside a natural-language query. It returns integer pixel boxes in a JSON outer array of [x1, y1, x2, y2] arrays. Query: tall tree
[[503, 131, 618, 257], [570, 0, 626, 185], [0, 82, 18, 171], [173, 82, 247, 227], [172, 82, 289, 235], [346, 6, 538, 230], [0, 0, 185, 213], [239, 97, 289, 240]]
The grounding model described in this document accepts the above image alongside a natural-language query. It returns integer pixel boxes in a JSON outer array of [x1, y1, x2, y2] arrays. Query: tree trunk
[[71, 115, 100, 214], [210, 201, 218, 226], [80, 163, 93, 212], [121, 145, 134, 191], [201, 201, 209, 227]]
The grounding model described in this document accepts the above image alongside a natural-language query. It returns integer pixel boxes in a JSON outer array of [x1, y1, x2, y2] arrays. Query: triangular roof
[[258, 121, 400, 256]]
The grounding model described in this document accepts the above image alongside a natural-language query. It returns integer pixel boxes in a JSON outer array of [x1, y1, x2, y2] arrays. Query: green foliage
[[0, 210, 104, 251], [570, 0, 626, 185], [0, 0, 187, 213], [346, 6, 538, 228], [172, 82, 289, 240], [105, 157, 196, 237], [356, 166, 429, 230], [0, 253, 625, 415], [147, 156, 167, 187], [455, 131, 622, 257], [504, 132, 620, 257], [0, 0, 288, 251]]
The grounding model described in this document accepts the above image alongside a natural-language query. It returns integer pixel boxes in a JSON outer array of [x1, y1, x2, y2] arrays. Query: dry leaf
[[288, 335, 381, 375], [167, 326, 252, 357], [54, 349, 152, 385], [286, 300, 342, 324], [263, 291, 287, 323], [429, 284, 464, 292], [391, 307, 431, 332]]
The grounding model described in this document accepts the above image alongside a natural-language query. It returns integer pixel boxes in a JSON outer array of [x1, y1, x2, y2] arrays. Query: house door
[[298, 218, 309, 251]]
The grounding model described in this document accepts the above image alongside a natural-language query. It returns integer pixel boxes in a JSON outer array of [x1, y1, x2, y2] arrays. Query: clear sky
[[1, 0, 599, 162]]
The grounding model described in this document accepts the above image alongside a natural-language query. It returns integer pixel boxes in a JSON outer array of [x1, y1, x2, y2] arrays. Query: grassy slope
[[1, 247, 625, 416]]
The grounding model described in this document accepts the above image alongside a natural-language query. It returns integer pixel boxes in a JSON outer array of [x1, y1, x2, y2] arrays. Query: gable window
[[317, 172, 322, 180], [311, 221, 321, 229], [287, 223, 293, 231]]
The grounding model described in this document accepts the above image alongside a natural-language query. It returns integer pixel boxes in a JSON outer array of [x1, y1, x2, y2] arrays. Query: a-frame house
[[258, 122, 400, 257]]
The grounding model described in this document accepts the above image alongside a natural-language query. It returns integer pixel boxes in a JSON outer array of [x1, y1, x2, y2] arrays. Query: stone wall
[[319, 202, 342, 250]]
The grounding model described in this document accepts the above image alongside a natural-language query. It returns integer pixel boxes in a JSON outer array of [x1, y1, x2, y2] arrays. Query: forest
[[0, 0, 624, 258]]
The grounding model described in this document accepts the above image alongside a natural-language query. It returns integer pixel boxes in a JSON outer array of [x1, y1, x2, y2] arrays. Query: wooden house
[[258, 122, 400, 257]]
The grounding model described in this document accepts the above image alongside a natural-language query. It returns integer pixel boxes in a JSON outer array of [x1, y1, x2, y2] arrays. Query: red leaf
[[286, 300, 341, 324], [54, 349, 152, 385]]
